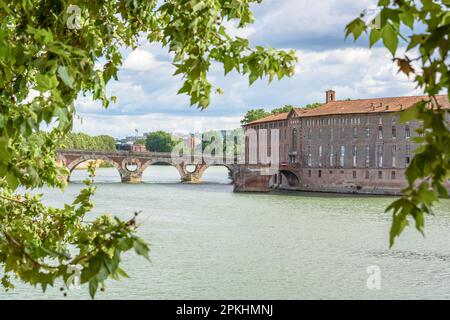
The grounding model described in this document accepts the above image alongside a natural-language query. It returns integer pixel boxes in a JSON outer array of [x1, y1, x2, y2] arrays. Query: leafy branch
[[346, 0, 450, 246]]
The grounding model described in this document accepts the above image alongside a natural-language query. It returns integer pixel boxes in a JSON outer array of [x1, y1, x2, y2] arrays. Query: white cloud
[[123, 49, 168, 72], [250, 0, 377, 47], [70, 0, 424, 137]]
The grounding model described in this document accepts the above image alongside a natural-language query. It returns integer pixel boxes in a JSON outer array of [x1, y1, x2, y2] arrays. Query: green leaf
[[5, 173, 19, 190], [133, 238, 150, 261], [369, 29, 381, 47], [34, 74, 58, 91], [57, 66, 74, 89], [89, 279, 98, 299], [381, 24, 399, 56]]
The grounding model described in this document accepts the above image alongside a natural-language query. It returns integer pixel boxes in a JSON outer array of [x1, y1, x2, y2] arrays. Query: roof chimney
[[326, 90, 336, 103]]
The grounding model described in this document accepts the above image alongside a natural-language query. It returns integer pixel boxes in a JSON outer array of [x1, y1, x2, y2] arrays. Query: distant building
[[243, 90, 450, 195], [132, 143, 147, 153]]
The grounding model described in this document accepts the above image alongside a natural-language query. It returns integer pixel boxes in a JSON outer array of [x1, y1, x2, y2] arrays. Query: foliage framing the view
[[346, 0, 450, 246], [0, 0, 297, 297]]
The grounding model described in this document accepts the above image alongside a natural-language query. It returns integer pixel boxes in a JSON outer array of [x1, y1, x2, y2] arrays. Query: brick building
[[243, 91, 450, 195]]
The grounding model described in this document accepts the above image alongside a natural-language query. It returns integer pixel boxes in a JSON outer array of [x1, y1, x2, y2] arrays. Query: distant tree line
[[60, 133, 116, 151]]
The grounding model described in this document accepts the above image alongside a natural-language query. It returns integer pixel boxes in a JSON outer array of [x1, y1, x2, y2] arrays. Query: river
[[2, 166, 450, 299]]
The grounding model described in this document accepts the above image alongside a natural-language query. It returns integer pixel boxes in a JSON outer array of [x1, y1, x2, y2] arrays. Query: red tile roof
[[244, 112, 289, 125], [296, 95, 449, 118], [245, 95, 449, 125]]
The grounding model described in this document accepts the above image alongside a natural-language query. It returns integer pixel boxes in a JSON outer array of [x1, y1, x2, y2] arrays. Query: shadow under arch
[[280, 170, 300, 187], [67, 156, 123, 182], [140, 160, 184, 183], [201, 164, 234, 185]]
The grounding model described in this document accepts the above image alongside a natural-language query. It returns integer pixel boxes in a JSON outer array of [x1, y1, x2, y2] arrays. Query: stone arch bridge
[[57, 149, 273, 192]]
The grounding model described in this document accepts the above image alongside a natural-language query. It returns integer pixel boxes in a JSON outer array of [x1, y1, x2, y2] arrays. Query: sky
[[73, 0, 421, 138]]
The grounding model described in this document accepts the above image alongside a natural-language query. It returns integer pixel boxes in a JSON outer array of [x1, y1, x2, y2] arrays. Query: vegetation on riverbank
[[61, 133, 116, 151]]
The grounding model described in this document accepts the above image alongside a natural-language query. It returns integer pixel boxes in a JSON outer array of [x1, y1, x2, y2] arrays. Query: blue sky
[[73, 0, 421, 138]]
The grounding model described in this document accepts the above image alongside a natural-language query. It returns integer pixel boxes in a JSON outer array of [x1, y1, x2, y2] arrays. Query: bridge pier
[[232, 167, 272, 192], [178, 164, 208, 184], [121, 173, 142, 184], [181, 173, 203, 184]]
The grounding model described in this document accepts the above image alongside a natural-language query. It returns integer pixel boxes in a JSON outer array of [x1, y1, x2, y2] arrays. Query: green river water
[[2, 166, 450, 299]]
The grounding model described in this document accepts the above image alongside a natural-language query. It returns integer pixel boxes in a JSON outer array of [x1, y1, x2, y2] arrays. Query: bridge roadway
[[57, 149, 273, 191]]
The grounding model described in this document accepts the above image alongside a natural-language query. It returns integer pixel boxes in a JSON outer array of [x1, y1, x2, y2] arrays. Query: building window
[[365, 127, 370, 138], [308, 170, 311, 178], [308, 128, 312, 140], [405, 125, 411, 139], [318, 145, 323, 167], [318, 170, 322, 178], [352, 171, 357, 179], [292, 128, 297, 151], [365, 145, 370, 167], [330, 145, 335, 167], [377, 144, 384, 168], [339, 145, 345, 167], [365, 171, 370, 179], [392, 126, 397, 139], [307, 145, 312, 167], [353, 127, 358, 138], [392, 145, 397, 168], [391, 171, 396, 180], [340, 128, 345, 139], [319, 128, 323, 139], [352, 145, 358, 167], [378, 171, 383, 179], [330, 128, 334, 140], [378, 126, 383, 139], [406, 156, 411, 165], [379, 117, 383, 125]]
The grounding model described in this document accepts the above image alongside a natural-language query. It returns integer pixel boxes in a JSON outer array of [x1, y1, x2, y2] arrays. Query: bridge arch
[[140, 159, 187, 183], [201, 164, 234, 184], [66, 155, 125, 181], [140, 159, 185, 179], [279, 169, 300, 188]]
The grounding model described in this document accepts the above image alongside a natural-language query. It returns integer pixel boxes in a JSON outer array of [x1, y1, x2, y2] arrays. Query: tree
[[346, 0, 450, 246], [135, 138, 146, 146], [303, 102, 321, 110], [241, 109, 271, 125], [146, 131, 180, 153], [0, 1, 297, 297], [271, 105, 294, 114], [61, 133, 116, 151]]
